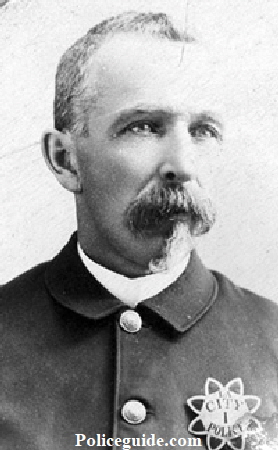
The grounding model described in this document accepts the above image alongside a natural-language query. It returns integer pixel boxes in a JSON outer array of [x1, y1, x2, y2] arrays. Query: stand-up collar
[[45, 233, 218, 333]]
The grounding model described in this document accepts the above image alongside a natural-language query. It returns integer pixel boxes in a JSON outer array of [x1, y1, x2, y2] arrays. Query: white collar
[[77, 243, 190, 308]]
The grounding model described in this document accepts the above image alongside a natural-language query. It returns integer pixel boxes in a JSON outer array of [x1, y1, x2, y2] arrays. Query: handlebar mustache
[[125, 179, 216, 236]]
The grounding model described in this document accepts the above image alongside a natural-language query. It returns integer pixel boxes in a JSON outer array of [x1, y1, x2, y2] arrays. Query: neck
[[77, 222, 194, 278], [77, 234, 165, 278]]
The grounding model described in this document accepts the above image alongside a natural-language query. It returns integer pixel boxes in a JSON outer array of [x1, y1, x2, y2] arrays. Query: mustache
[[125, 179, 216, 237]]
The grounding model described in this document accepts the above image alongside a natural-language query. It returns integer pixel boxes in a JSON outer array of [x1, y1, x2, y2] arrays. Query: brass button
[[119, 310, 142, 333], [121, 400, 146, 424]]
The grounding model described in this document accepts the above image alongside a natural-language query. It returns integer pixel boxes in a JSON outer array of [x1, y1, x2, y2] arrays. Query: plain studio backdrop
[[0, 0, 278, 302]]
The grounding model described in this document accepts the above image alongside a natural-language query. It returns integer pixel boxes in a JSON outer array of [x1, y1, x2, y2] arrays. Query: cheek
[[78, 149, 141, 210], [78, 137, 160, 204], [103, 145, 157, 194], [112, 138, 160, 176], [195, 146, 221, 193]]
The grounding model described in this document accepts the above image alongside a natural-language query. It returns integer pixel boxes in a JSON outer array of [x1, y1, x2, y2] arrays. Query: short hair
[[54, 11, 193, 136]]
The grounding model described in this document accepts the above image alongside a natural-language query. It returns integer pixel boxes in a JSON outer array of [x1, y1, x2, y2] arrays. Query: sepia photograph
[[1, 1, 278, 449]]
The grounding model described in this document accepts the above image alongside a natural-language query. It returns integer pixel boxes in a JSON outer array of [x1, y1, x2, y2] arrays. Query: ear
[[41, 130, 82, 193]]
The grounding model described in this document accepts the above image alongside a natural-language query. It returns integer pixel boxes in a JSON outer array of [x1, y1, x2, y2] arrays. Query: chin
[[147, 222, 195, 274]]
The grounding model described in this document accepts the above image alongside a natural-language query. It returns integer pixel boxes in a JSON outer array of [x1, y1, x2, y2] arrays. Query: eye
[[121, 120, 161, 136], [189, 122, 221, 142]]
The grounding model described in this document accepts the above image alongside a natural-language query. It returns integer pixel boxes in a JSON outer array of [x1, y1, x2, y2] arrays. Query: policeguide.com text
[[75, 433, 202, 448]]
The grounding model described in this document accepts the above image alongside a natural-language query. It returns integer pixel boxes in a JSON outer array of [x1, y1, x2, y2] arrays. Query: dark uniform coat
[[1, 233, 278, 450]]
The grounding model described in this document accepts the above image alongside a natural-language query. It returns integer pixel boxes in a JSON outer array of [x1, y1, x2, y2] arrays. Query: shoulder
[[212, 269, 278, 340], [0, 233, 81, 339], [0, 233, 78, 311], [1, 261, 49, 303], [0, 261, 53, 333], [213, 269, 278, 314]]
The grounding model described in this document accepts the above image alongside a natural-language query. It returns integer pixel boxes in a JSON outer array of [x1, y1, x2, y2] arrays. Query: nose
[[159, 122, 197, 183]]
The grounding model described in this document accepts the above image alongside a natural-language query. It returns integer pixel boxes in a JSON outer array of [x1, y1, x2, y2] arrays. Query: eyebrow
[[191, 112, 224, 138], [110, 105, 174, 129], [192, 112, 223, 128], [109, 104, 224, 133]]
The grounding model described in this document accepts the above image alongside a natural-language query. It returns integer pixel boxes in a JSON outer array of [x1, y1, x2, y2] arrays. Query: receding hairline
[[83, 30, 194, 88], [88, 29, 192, 59], [54, 11, 195, 135], [79, 32, 195, 130]]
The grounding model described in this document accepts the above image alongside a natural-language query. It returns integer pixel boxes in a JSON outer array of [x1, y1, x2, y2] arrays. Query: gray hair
[[54, 11, 193, 136]]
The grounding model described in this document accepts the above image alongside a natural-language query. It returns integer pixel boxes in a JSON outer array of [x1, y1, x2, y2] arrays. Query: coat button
[[119, 310, 142, 333], [121, 400, 147, 424]]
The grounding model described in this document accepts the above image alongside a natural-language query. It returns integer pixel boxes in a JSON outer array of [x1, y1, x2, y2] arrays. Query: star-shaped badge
[[187, 377, 261, 450]]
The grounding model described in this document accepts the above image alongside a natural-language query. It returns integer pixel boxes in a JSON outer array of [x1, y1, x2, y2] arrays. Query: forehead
[[87, 34, 224, 117]]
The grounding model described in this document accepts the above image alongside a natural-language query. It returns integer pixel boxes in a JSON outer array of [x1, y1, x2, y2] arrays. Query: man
[[1, 11, 278, 450]]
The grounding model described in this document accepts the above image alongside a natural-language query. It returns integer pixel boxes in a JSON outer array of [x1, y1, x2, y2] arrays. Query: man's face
[[74, 34, 223, 274]]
